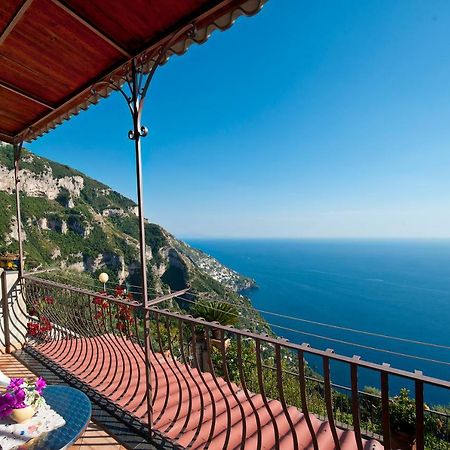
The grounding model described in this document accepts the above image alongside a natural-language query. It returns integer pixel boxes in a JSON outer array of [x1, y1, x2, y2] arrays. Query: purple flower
[[0, 393, 17, 417], [13, 389, 26, 409], [0, 376, 46, 417], [35, 377, 46, 395], [7, 378, 24, 392]]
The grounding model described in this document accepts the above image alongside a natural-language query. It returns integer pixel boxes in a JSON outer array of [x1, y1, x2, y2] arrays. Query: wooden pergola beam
[[0, 131, 14, 142], [0, 81, 55, 110], [0, 0, 34, 45]]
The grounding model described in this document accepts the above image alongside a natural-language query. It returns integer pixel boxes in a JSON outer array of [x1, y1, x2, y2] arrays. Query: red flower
[[94, 311, 103, 320], [28, 307, 37, 316], [116, 322, 126, 332], [44, 295, 54, 305], [114, 285, 125, 297], [93, 292, 109, 308], [116, 304, 135, 321], [39, 316, 52, 332], [27, 322, 40, 336]]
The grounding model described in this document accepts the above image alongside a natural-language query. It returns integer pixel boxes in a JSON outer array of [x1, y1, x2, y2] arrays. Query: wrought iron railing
[[2, 272, 449, 450]]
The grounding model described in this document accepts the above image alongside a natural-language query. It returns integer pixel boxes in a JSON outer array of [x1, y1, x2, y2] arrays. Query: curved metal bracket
[[100, 22, 197, 141]]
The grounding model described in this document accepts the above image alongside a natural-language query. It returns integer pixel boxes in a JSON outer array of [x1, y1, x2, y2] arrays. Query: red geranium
[[92, 291, 109, 311], [39, 316, 52, 332], [27, 316, 52, 336], [114, 285, 125, 297], [27, 322, 40, 336]]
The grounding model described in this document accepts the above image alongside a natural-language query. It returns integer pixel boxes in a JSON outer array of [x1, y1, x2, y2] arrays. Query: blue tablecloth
[[27, 386, 91, 450]]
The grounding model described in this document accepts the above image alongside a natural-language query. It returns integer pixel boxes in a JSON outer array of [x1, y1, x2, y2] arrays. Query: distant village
[[192, 251, 255, 292]]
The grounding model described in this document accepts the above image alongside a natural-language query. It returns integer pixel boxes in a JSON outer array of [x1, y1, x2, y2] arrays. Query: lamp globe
[[98, 273, 109, 284]]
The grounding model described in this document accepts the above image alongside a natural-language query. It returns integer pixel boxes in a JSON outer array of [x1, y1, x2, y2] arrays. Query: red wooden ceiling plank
[[0, 0, 33, 45], [0, 80, 54, 110], [0, 85, 48, 134], [49, 0, 132, 58], [0, 131, 15, 143], [65, 0, 209, 53], [0, 0, 125, 104]]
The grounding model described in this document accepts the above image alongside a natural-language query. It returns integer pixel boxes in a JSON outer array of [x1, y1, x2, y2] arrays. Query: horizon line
[[178, 236, 450, 241]]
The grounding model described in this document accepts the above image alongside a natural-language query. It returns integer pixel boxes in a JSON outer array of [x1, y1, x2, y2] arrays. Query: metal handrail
[[25, 272, 450, 387], [147, 304, 450, 390]]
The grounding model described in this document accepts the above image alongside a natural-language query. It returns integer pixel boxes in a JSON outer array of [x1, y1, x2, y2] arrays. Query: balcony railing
[[2, 272, 449, 450]]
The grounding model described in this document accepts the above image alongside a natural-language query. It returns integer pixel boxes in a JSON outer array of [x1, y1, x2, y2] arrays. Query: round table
[[28, 386, 92, 450]]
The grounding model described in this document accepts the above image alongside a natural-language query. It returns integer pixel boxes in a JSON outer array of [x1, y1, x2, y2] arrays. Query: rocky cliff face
[[0, 164, 84, 201], [0, 145, 259, 324]]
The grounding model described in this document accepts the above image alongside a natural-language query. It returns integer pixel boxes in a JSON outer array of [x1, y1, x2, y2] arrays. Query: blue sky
[[29, 1, 450, 238]]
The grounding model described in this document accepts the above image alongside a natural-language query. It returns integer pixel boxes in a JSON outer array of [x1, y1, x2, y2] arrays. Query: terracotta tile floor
[[0, 351, 125, 449]]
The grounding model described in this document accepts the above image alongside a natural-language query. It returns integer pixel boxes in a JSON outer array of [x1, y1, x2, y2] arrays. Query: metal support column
[[127, 59, 153, 436], [106, 24, 195, 440], [1, 270, 11, 354], [13, 142, 24, 278]]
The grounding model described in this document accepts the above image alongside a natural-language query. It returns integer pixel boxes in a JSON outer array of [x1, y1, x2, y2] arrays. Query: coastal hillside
[[0, 144, 266, 331]]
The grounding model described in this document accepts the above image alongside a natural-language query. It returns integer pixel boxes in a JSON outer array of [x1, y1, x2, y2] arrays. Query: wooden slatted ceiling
[[0, 0, 265, 144]]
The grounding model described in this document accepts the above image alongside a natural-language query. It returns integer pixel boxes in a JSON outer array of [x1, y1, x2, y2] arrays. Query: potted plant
[[192, 299, 238, 341], [390, 388, 417, 450], [0, 377, 47, 423], [0, 253, 22, 271], [191, 299, 239, 371]]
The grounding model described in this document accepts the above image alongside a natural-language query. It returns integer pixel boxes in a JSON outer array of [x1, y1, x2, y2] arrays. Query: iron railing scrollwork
[[1, 274, 448, 449]]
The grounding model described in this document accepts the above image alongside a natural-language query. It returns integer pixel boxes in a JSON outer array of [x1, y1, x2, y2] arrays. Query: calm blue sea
[[186, 239, 450, 404]]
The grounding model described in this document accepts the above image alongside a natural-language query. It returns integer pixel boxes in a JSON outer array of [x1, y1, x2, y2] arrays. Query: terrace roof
[[0, 0, 265, 144]]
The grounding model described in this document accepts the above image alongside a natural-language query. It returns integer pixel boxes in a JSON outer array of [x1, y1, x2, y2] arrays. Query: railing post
[[1, 270, 11, 354], [274, 344, 298, 450], [350, 358, 363, 450], [323, 351, 341, 450], [143, 311, 153, 437], [415, 374, 425, 450], [297, 348, 319, 450], [380, 369, 392, 449]]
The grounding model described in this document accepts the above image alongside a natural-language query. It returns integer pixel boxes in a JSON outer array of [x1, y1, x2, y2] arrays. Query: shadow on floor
[[7, 347, 181, 450]]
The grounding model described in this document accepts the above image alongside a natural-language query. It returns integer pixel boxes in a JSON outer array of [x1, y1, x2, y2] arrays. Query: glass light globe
[[98, 272, 109, 284]]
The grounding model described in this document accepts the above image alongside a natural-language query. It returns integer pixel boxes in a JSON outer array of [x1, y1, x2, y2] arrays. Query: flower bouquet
[[0, 377, 47, 423]]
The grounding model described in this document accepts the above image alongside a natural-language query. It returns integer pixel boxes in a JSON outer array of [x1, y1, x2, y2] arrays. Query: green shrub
[[390, 388, 418, 435]]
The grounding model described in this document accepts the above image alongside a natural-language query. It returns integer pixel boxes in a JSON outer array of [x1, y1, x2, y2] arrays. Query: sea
[[186, 239, 450, 405]]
